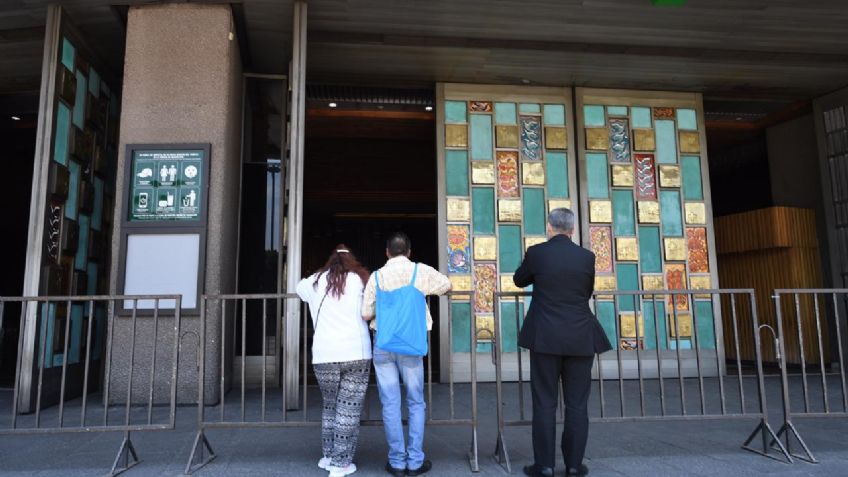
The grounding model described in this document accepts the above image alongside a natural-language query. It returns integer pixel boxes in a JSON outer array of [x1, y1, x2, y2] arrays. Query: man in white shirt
[[362, 232, 451, 477]]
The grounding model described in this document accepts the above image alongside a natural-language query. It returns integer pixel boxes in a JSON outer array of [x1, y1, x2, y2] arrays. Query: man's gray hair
[[548, 207, 575, 233]]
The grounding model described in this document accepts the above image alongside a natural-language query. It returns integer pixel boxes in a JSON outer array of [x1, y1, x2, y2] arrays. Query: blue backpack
[[374, 263, 428, 356]]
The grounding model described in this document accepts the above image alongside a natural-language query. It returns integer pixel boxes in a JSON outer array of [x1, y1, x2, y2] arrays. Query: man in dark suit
[[513, 208, 613, 477]]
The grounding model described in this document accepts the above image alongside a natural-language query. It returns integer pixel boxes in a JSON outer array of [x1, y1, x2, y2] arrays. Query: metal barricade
[[769, 288, 848, 463], [0, 294, 183, 476], [492, 289, 788, 472], [185, 292, 479, 474]]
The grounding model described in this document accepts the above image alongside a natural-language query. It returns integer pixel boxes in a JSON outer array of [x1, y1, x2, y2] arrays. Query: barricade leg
[[108, 431, 140, 477], [184, 429, 216, 475]]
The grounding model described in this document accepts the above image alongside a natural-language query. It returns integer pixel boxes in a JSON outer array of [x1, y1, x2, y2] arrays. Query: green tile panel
[[75, 214, 90, 271], [641, 299, 668, 350], [88, 68, 100, 97], [607, 106, 628, 116], [495, 102, 516, 124], [470, 114, 493, 161], [498, 225, 522, 273], [519, 103, 541, 114], [451, 302, 472, 352], [545, 152, 569, 198], [612, 190, 636, 236], [638, 226, 663, 273], [693, 301, 716, 350], [586, 153, 609, 199], [445, 100, 467, 123], [655, 120, 678, 164], [53, 103, 71, 165], [500, 301, 525, 353], [445, 150, 470, 196], [65, 160, 81, 220], [73, 71, 87, 128], [472, 187, 495, 234], [616, 263, 639, 312], [596, 301, 617, 345], [631, 107, 652, 128], [681, 155, 704, 200], [91, 178, 104, 231], [583, 105, 605, 127], [660, 190, 683, 236], [61, 37, 75, 71], [676, 108, 698, 130], [523, 188, 546, 235], [542, 104, 566, 125]]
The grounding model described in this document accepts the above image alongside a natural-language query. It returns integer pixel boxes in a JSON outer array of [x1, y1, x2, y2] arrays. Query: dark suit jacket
[[513, 234, 613, 356]]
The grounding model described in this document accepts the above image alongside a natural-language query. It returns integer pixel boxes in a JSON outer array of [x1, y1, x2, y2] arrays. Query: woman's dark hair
[[313, 244, 370, 298]]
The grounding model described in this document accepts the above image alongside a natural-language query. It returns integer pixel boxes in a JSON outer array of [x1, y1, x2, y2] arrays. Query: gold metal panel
[[446, 198, 471, 222], [585, 128, 609, 150], [668, 312, 693, 338], [642, 274, 665, 291], [498, 199, 522, 222], [545, 127, 568, 150], [473, 236, 497, 261], [679, 131, 700, 153], [476, 314, 495, 341], [664, 237, 687, 261], [611, 164, 634, 187], [633, 128, 655, 151], [689, 275, 712, 299], [471, 161, 495, 184], [589, 200, 612, 223], [594, 275, 616, 300], [496, 125, 519, 148], [522, 162, 545, 185], [620, 312, 645, 339], [445, 124, 468, 148], [615, 237, 639, 261], [638, 201, 660, 224], [449, 275, 472, 300], [658, 165, 681, 188], [500, 275, 522, 293], [525, 237, 547, 250], [548, 199, 572, 212], [685, 202, 707, 225]]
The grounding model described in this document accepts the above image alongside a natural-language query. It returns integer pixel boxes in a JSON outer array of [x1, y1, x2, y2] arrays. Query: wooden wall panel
[[716, 207, 827, 364]]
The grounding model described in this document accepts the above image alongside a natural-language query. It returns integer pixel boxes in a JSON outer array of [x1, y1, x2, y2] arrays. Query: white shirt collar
[[386, 255, 411, 265]]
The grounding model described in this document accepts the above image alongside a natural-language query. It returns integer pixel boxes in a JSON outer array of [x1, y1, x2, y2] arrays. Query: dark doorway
[[0, 92, 38, 387], [302, 97, 438, 376]]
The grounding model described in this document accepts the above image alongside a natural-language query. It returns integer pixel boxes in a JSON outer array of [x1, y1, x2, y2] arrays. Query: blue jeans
[[373, 346, 426, 470]]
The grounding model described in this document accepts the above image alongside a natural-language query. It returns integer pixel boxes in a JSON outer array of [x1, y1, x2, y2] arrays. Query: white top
[[296, 271, 372, 364]]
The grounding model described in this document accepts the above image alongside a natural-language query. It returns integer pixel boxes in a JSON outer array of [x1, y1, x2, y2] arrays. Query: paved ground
[[1, 383, 846, 477]]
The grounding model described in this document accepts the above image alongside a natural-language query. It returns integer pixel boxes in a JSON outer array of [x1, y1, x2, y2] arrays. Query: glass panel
[[607, 106, 628, 116], [583, 105, 605, 127], [676, 108, 698, 130], [519, 103, 541, 114], [542, 104, 565, 125], [61, 37, 75, 71]]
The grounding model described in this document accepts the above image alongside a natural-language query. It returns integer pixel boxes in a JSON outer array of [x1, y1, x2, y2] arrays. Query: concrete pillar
[[108, 3, 242, 403]]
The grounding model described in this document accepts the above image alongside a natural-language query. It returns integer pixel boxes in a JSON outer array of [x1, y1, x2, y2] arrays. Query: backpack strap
[[375, 271, 381, 290], [409, 263, 419, 287]]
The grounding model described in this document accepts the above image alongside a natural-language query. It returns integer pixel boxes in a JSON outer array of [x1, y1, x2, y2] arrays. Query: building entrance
[[301, 88, 439, 377]]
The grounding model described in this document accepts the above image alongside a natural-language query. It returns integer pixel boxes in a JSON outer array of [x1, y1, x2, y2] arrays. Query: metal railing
[[0, 294, 183, 476], [184, 292, 479, 474], [769, 288, 848, 463], [491, 289, 788, 472]]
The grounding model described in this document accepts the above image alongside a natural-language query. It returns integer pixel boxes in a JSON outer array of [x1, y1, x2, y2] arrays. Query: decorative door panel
[[576, 89, 718, 354], [437, 84, 577, 376]]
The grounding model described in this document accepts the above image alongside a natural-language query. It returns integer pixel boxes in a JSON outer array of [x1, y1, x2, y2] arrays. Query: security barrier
[[491, 289, 789, 472], [768, 288, 848, 463], [184, 292, 479, 474], [0, 294, 183, 476]]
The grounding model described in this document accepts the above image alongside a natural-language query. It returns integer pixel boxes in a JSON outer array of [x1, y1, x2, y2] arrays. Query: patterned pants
[[314, 359, 371, 467]]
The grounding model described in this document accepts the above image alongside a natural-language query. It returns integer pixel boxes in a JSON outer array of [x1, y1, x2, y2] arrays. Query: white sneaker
[[318, 457, 332, 470], [328, 463, 357, 477]]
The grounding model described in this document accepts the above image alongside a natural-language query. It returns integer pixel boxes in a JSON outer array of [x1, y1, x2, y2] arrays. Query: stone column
[[108, 3, 242, 404]]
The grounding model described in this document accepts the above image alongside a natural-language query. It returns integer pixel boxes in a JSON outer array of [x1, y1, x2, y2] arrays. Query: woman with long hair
[[295, 244, 372, 477]]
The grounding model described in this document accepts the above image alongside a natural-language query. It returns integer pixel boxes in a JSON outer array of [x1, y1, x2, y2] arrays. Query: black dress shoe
[[566, 463, 589, 475], [407, 460, 432, 476], [523, 464, 554, 477], [384, 462, 405, 477]]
